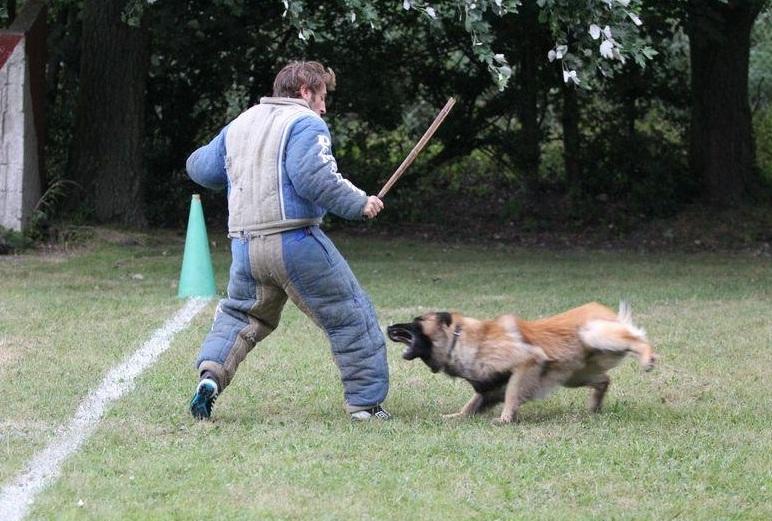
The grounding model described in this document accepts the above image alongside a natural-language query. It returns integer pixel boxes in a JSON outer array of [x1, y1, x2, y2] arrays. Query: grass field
[[1, 229, 770, 520]]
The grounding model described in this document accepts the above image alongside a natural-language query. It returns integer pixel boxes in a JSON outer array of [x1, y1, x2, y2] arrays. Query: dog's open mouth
[[386, 324, 418, 359], [387, 326, 413, 345]]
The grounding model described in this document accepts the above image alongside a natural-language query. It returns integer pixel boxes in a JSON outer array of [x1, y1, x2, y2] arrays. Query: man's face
[[300, 84, 327, 116]]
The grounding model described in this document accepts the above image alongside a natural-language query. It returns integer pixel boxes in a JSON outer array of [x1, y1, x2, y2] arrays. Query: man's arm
[[186, 126, 229, 191], [284, 117, 369, 220]]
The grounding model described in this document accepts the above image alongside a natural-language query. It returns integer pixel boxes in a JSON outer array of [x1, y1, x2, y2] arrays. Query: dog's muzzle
[[386, 324, 419, 360]]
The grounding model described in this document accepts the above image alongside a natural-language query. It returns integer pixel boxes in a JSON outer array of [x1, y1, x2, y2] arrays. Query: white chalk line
[[0, 297, 210, 521]]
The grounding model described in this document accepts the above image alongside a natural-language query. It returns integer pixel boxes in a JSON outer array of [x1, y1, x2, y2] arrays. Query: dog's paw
[[644, 353, 657, 372], [492, 414, 517, 425]]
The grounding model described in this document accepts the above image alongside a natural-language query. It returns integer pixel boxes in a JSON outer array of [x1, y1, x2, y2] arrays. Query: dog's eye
[[436, 312, 453, 327]]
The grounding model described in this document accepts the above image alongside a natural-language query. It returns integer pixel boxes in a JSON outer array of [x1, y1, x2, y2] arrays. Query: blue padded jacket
[[186, 106, 367, 226]]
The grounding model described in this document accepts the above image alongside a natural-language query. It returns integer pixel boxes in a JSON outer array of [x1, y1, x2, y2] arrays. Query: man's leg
[[191, 237, 287, 419], [280, 227, 389, 417]]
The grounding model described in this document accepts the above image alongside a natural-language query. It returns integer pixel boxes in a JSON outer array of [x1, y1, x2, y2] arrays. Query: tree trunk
[[6, 0, 16, 25], [686, 0, 763, 205], [514, 2, 541, 193], [562, 84, 581, 196], [70, 0, 148, 225]]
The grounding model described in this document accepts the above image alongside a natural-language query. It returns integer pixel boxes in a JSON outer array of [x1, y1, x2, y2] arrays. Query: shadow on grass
[[359, 399, 682, 430]]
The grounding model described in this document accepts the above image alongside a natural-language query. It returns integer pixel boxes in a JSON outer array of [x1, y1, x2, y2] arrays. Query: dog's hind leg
[[587, 374, 611, 413], [628, 339, 657, 371]]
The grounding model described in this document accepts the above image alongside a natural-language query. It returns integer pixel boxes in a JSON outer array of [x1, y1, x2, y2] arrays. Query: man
[[186, 61, 390, 421]]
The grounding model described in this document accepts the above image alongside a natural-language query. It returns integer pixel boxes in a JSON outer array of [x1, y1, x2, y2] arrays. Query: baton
[[377, 97, 456, 199]]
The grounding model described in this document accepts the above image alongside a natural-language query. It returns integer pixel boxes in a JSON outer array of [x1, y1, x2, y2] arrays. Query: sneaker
[[190, 378, 218, 420], [350, 404, 391, 421]]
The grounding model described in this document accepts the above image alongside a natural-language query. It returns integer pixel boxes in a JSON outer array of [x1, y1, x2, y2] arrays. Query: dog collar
[[447, 325, 462, 358]]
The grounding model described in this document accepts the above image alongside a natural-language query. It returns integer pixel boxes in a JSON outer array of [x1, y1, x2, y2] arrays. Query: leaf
[[556, 44, 568, 59], [548, 49, 556, 62], [426, 6, 436, 18], [403, 0, 411, 10], [627, 11, 642, 26], [589, 24, 601, 40], [603, 25, 613, 39], [642, 46, 659, 59]]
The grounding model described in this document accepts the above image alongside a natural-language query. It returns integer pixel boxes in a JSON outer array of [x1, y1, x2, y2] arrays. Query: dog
[[386, 302, 656, 423]]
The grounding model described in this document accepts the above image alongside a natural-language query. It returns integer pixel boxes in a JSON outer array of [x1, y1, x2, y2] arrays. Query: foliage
[[750, 7, 772, 111], [755, 107, 772, 182], [0, 225, 33, 254], [39, 0, 768, 228], [0, 178, 83, 253], [126, 0, 657, 89], [281, 0, 654, 89], [26, 178, 83, 241], [751, 7, 772, 183]]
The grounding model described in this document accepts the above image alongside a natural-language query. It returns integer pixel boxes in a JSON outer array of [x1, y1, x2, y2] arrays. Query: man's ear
[[436, 312, 453, 327], [299, 84, 312, 101]]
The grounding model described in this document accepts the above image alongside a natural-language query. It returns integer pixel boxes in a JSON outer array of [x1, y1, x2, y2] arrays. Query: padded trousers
[[196, 226, 389, 412]]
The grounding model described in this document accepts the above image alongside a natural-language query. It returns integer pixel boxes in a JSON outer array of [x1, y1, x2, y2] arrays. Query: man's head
[[273, 61, 336, 116]]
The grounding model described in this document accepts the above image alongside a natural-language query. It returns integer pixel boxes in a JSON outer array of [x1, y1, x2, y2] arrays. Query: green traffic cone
[[178, 194, 217, 298]]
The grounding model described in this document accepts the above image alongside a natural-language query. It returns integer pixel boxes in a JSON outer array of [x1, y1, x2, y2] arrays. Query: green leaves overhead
[[281, 0, 654, 89], [127, 0, 654, 88]]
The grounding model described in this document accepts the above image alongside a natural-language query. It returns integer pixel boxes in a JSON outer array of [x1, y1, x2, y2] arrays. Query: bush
[[754, 107, 772, 184], [0, 226, 33, 254]]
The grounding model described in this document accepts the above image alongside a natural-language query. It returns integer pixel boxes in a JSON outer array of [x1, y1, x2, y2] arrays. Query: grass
[[1, 229, 770, 520]]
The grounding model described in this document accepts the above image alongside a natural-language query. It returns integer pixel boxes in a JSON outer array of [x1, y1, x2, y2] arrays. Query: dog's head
[[387, 312, 456, 373]]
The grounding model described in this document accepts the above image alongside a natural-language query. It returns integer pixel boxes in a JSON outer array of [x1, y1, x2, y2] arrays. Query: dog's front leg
[[443, 393, 484, 419], [496, 362, 544, 424], [497, 369, 523, 424]]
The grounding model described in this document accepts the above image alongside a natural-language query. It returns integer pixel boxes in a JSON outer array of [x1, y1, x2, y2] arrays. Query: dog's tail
[[617, 300, 647, 340], [578, 301, 656, 371]]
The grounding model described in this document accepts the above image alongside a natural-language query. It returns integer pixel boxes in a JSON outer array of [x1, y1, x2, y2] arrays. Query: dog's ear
[[436, 312, 453, 327]]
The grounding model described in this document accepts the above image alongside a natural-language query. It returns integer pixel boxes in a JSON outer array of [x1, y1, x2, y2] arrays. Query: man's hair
[[272, 61, 336, 98]]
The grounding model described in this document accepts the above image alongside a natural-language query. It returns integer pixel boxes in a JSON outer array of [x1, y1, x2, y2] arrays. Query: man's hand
[[362, 195, 384, 219]]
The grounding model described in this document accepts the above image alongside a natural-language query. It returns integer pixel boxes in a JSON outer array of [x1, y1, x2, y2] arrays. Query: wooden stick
[[377, 97, 456, 199]]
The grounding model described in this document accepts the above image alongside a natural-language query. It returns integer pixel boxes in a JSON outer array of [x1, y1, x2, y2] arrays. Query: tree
[[69, 0, 149, 225], [66, 0, 647, 226], [1, 1, 16, 26], [686, 0, 768, 204], [284, 0, 652, 89], [492, 2, 554, 194]]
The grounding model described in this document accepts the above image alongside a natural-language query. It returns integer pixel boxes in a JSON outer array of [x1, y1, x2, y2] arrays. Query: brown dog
[[387, 302, 656, 423]]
